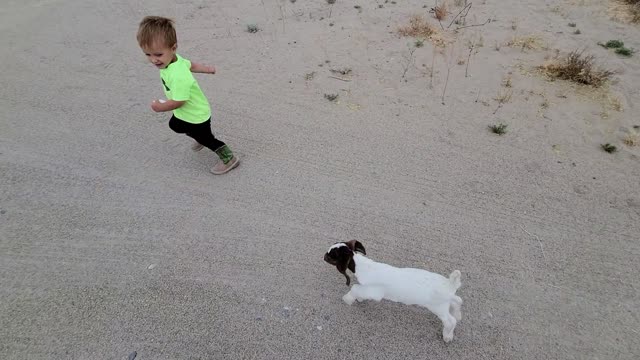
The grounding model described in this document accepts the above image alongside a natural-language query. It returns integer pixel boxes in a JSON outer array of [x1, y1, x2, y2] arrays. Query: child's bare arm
[[150, 99, 185, 113], [190, 62, 216, 74]]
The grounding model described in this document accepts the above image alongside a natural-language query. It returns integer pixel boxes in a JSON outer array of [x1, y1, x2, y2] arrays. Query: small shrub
[[324, 93, 339, 101], [398, 15, 437, 38], [489, 123, 508, 135], [568, 22, 577, 27], [615, 47, 634, 57], [573, 29, 581, 35], [327, 0, 336, 4], [601, 143, 618, 153], [540, 50, 613, 87], [415, 39, 424, 47], [604, 40, 624, 48], [247, 24, 259, 33]]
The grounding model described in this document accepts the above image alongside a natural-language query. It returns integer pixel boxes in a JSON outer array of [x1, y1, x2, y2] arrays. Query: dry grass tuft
[[502, 75, 513, 87], [434, 2, 448, 21], [622, 133, 640, 147], [399, 14, 437, 38], [623, 133, 639, 146], [505, 35, 545, 51], [398, 15, 445, 46], [540, 50, 613, 87], [624, 0, 640, 22], [609, 0, 640, 23]]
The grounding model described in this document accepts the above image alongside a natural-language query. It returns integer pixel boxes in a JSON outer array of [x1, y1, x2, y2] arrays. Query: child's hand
[[151, 100, 164, 112]]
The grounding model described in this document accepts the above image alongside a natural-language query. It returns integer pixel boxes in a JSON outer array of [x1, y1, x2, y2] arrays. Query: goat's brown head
[[324, 240, 366, 286]]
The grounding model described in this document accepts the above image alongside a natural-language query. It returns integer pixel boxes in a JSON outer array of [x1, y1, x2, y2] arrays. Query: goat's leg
[[342, 291, 356, 305], [343, 285, 384, 305], [449, 295, 463, 321], [429, 303, 457, 342], [342, 284, 366, 305], [342, 285, 360, 305]]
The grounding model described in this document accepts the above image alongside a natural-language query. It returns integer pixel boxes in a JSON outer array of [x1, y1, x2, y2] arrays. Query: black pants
[[169, 115, 225, 152]]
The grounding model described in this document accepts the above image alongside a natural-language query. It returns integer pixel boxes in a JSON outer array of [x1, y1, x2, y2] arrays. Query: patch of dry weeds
[[539, 50, 613, 87], [398, 14, 446, 46], [505, 35, 545, 51], [609, 0, 640, 23]]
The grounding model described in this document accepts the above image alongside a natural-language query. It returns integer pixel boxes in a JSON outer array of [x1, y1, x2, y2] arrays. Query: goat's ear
[[345, 240, 366, 255]]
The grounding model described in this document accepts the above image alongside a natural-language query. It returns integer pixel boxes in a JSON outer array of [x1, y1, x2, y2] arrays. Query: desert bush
[[541, 50, 613, 87]]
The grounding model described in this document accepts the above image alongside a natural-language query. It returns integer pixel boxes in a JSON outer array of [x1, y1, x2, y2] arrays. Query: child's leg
[[169, 117, 226, 154], [169, 116, 238, 173], [186, 119, 227, 154]]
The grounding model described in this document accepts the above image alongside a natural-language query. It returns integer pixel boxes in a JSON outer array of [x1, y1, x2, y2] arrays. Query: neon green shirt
[[160, 54, 211, 124]]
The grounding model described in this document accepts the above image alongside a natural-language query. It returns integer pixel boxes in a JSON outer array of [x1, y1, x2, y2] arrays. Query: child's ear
[[171, 43, 177, 51]]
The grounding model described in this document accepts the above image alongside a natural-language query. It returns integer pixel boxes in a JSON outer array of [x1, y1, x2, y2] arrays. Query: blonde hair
[[137, 16, 177, 48]]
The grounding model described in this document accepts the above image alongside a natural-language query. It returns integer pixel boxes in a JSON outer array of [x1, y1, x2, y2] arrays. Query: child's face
[[141, 41, 177, 69]]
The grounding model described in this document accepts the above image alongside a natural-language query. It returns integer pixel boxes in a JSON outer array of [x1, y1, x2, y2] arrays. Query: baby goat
[[324, 240, 463, 342]]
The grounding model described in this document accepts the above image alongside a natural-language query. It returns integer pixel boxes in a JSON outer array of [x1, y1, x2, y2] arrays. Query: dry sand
[[1, 0, 639, 359]]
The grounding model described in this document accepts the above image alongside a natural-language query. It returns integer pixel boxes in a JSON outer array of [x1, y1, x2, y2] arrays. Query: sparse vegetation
[[398, 14, 444, 46], [603, 40, 624, 48], [573, 29, 581, 35], [304, 72, 316, 80], [415, 39, 424, 47], [434, 2, 448, 21], [623, 133, 639, 147], [247, 24, 259, 33], [495, 89, 512, 103], [608, 96, 623, 111], [568, 22, 577, 27], [615, 47, 634, 57], [502, 75, 513, 87], [506, 35, 544, 51], [330, 68, 352, 76], [540, 50, 613, 87], [623, 0, 640, 23], [489, 123, 508, 135], [541, 98, 549, 109], [399, 14, 437, 38], [599, 39, 634, 57], [493, 89, 512, 114], [327, 0, 336, 4], [601, 143, 618, 153], [324, 93, 339, 101]]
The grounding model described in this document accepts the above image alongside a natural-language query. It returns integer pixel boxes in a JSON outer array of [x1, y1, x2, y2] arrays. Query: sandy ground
[[1, 0, 640, 359]]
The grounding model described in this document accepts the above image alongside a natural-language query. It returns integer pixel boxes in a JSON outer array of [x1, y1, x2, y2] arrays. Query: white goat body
[[326, 242, 462, 342]]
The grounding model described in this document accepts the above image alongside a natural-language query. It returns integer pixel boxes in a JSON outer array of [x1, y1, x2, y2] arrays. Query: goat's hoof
[[342, 294, 355, 305], [443, 334, 453, 343]]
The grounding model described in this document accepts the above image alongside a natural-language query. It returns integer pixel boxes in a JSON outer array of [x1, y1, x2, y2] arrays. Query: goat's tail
[[448, 270, 461, 291]]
